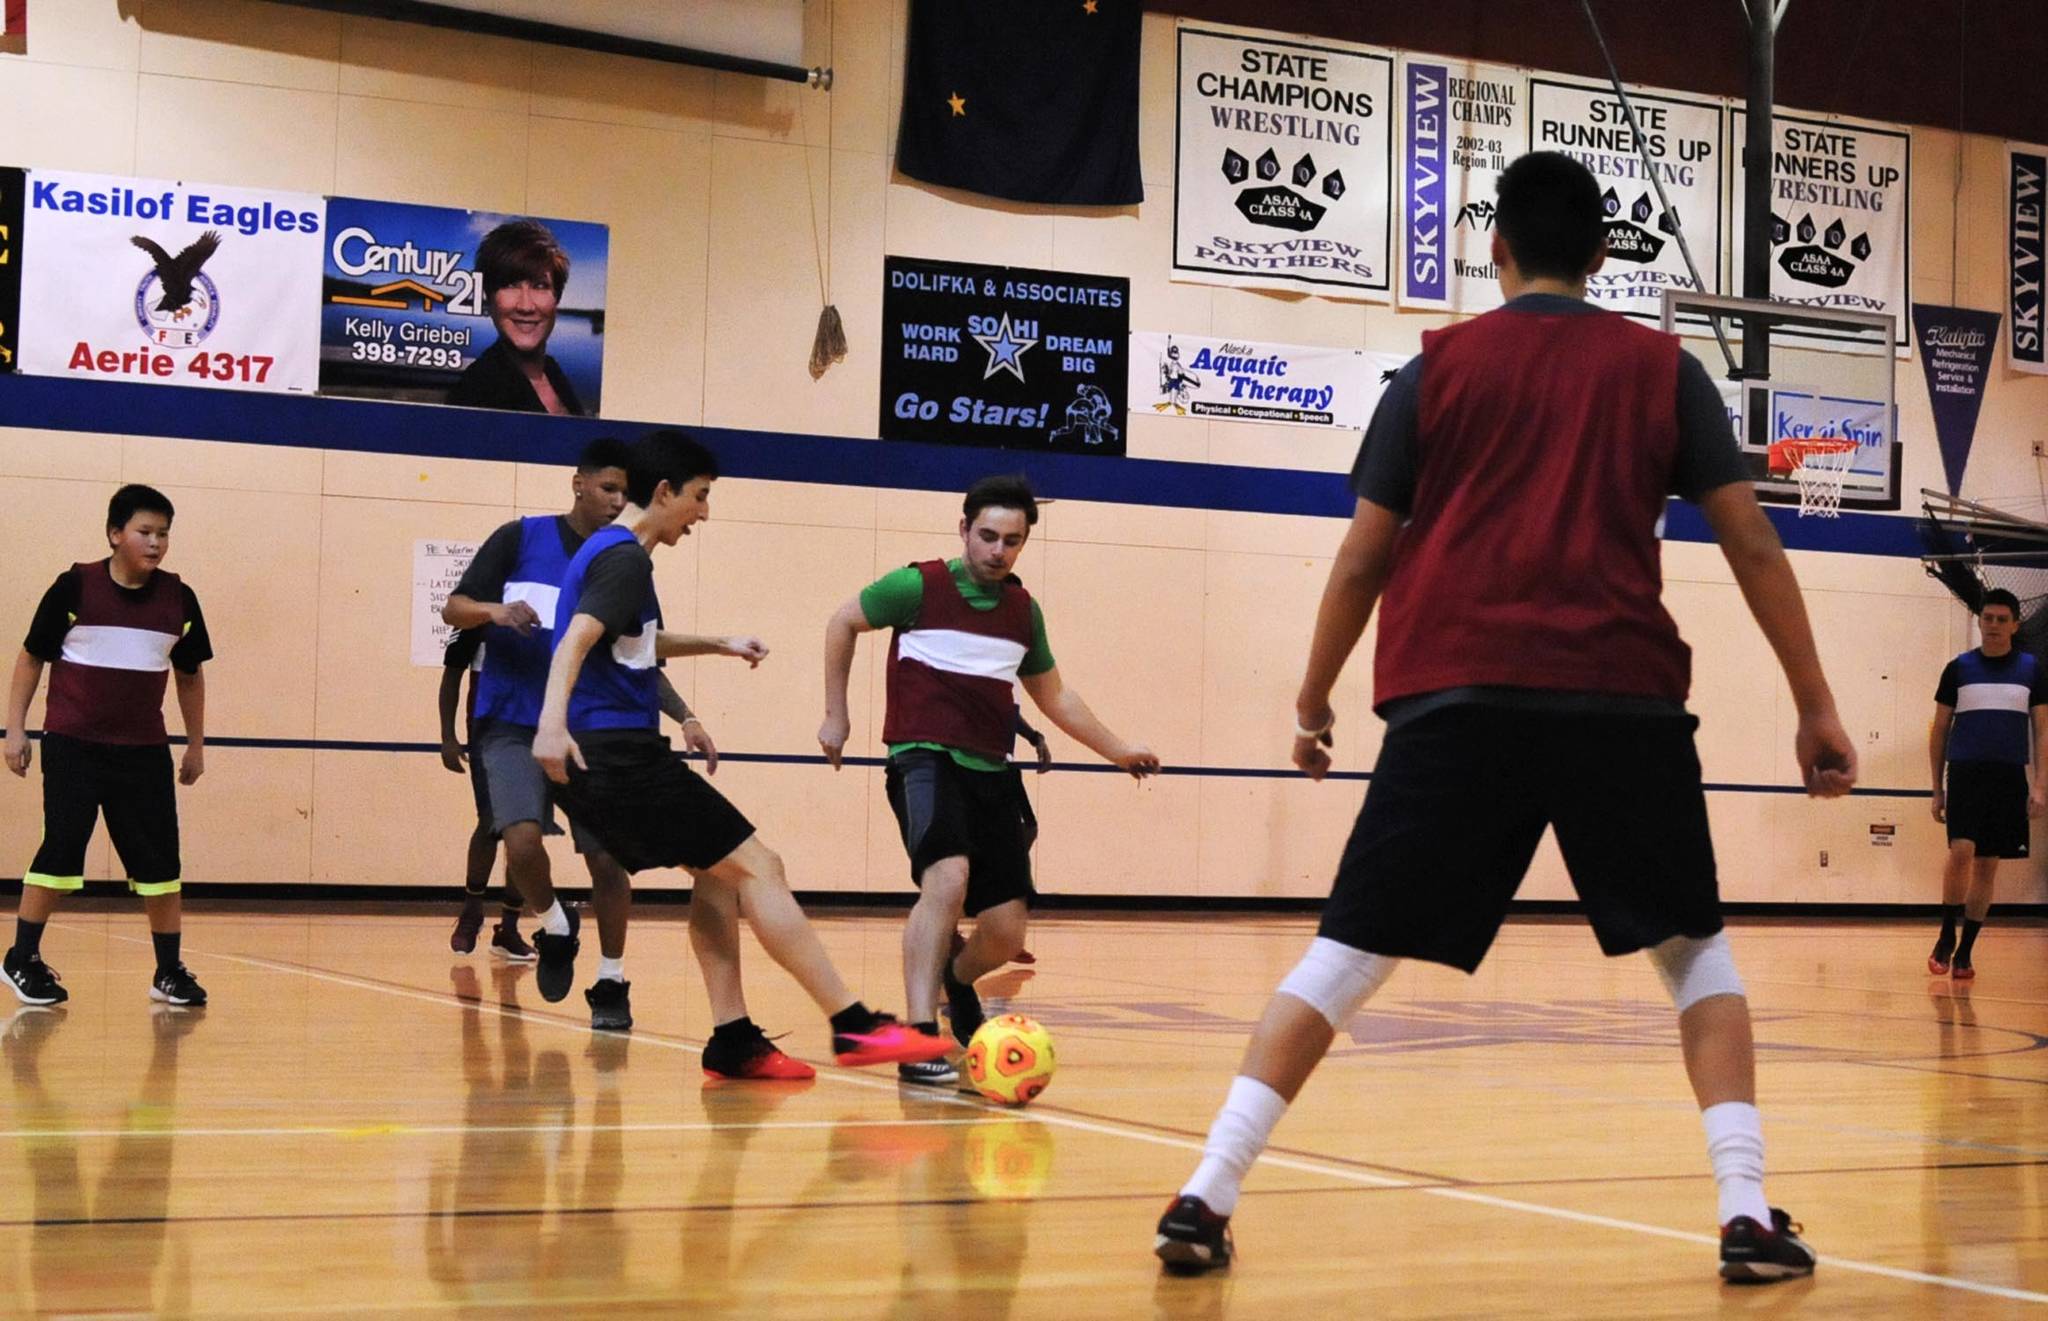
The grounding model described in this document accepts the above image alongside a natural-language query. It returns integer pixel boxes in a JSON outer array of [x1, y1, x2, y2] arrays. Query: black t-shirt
[[576, 541, 661, 646], [24, 565, 213, 674], [1350, 293, 1750, 516], [452, 516, 586, 604], [446, 339, 586, 416]]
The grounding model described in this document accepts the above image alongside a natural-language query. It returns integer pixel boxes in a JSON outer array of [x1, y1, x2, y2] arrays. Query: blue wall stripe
[[0, 373, 1924, 556]]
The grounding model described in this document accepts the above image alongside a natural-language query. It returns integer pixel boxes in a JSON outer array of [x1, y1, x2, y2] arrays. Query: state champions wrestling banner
[[1731, 107, 1910, 357], [2010, 142, 2046, 375], [320, 197, 609, 413], [0, 168, 22, 374], [1129, 332, 1404, 431], [1171, 21, 1394, 299], [1399, 56, 1524, 314], [1527, 76, 1727, 323], [17, 168, 322, 392], [882, 255, 1128, 455]]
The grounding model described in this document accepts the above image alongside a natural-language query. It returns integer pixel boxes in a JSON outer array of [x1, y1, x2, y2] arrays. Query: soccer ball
[[964, 1013, 1056, 1106], [962, 1118, 1056, 1198]]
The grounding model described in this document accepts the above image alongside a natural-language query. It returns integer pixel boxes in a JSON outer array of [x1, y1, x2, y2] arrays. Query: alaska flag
[[896, 0, 1142, 207]]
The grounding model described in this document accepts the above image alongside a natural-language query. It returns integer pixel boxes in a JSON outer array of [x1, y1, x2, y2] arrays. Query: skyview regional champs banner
[[1173, 21, 1394, 298], [1731, 108, 1910, 356], [2010, 142, 2046, 375], [1528, 76, 1726, 321], [1130, 332, 1403, 430], [18, 169, 323, 392], [1400, 57, 1523, 313], [882, 256, 1129, 454]]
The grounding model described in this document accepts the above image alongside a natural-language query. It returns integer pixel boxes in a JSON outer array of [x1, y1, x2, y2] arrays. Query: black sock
[[829, 1002, 879, 1035], [152, 930, 181, 975], [1933, 905, 1963, 956], [711, 1015, 759, 1042], [13, 917, 44, 958], [1955, 918, 1984, 965], [497, 905, 521, 927], [912, 1020, 940, 1037]]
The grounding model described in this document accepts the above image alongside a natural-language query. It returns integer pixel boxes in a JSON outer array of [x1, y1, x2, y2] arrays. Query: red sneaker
[[1927, 955, 1950, 975], [1951, 962, 1976, 981], [701, 1023, 818, 1081], [833, 1016, 952, 1068]]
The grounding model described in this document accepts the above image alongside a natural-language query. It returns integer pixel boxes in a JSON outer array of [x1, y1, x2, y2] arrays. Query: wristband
[[682, 715, 703, 726], [1293, 712, 1335, 740]]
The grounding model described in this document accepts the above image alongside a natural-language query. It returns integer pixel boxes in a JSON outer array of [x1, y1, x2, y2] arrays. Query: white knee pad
[[1276, 937, 1398, 1029], [1647, 932, 1745, 1012]]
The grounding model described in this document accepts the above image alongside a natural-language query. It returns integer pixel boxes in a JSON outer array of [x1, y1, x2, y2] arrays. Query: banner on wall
[[1910, 304, 2001, 496], [881, 255, 1129, 454], [0, 167, 21, 373], [1399, 56, 1522, 313], [1731, 108, 1910, 356], [320, 197, 609, 414], [2, 0, 22, 41], [1171, 21, 1395, 299], [412, 539, 479, 668], [1527, 76, 1726, 322], [1129, 332, 1405, 430], [17, 169, 323, 392], [2011, 143, 2045, 375]]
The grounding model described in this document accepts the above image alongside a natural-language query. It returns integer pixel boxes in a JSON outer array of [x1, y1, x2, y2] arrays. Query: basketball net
[[1767, 437, 1859, 518]]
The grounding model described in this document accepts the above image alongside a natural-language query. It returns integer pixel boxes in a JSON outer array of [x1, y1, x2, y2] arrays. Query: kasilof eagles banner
[[1398, 56, 1523, 314], [17, 168, 324, 392], [1172, 20, 1395, 299], [1527, 75, 1727, 323], [1731, 108, 1910, 357], [2010, 142, 2045, 376], [881, 256, 1129, 455], [0, 167, 22, 374]]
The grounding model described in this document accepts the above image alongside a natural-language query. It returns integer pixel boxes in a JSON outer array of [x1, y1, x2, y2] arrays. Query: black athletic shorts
[[551, 732, 756, 874], [1317, 705, 1722, 972], [885, 749, 1035, 916], [27, 733, 182, 894], [1944, 760, 2030, 859]]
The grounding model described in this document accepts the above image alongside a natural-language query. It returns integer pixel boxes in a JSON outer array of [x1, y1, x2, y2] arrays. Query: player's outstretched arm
[[1019, 668, 1158, 777], [654, 632, 767, 666], [1698, 481, 1856, 797], [818, 598, 876, 769], [1293, 499, 1401, 780], [533, 614, 602, 783], [4, 649, 44, 776]]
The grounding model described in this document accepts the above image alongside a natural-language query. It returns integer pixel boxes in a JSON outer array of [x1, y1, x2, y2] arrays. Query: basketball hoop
[[1767, 437, 1860, 518]]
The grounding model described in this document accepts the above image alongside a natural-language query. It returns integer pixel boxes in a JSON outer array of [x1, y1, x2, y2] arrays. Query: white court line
[[0, 1116, 1016, 1142], [73, 930, 2048, 1306]]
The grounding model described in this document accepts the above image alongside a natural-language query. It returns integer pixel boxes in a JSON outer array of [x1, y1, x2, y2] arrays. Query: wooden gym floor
[[1, 907, 2043, 1317]]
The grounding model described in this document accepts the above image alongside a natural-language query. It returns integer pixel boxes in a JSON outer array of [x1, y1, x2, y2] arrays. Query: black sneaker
[[4, 948, 67, 1007], [1720, 1207, 1816, 1282], [586, 977, 632, 1031], [942, 956, 984, 1048], [450, 900, 485, 954], [898, 1057, 960, 1087], [490, 923, 537, 963], [149, 964, 208, 1007], [1155, 1195, 1234, 1274], [533, 906, 580, 1003]]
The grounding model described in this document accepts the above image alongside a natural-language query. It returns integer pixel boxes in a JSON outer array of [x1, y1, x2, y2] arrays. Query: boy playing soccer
[[438, 625, 526, 957], [4, 485, 214, 1008], [1152, 153, 1856, 1284], [533, 428, 951, 1076]]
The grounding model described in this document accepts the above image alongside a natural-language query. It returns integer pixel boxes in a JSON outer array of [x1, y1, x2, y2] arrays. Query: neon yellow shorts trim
[[127, 878, 181, 897], [22, 871, 84, 892]]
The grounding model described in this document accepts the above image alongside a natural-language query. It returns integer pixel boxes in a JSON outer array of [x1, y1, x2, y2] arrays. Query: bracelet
[[1293, 711, 1335, 739], [682, 715, 703, 726]]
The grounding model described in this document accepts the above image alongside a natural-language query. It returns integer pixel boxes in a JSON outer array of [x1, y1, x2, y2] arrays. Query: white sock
[[597, 956, 624, 982], [539, 901, 570, 937], [1702, 1101, 1770, 1226], [1179, 1076, 1288, 1217]]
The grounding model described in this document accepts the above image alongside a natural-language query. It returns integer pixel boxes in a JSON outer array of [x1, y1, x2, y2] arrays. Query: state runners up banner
[[2010, 142, 2046, 376], [1527, 76, 1726, 322], [1172, 21, 1394, 299], [18, 169, 323, 392], [1399, 57, 1523, 314], [1731, 108, 1910, 356], [882, 256, 1128, 455]]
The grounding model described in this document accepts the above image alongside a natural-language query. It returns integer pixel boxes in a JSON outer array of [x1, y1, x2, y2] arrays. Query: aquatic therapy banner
[[882, 255, 1130, 454], [1129, 331, 1405, 431], [1398, 56, 1523, 314], [1172, 20, 1395, 299], [2010, 143, 2046, 375]]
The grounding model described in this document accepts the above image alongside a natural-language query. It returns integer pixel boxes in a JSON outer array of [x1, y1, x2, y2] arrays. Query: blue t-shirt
[[555, 525, 663, 734], [454, 515, 585, 728], [1936, 648, 2048, 764]]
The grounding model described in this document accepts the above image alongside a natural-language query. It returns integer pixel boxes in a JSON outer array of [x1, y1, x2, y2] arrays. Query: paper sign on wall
[[413, 539, 479, 668]]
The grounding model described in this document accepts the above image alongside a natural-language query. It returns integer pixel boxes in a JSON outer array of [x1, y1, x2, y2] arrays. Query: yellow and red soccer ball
[[964, 1013, 1056, 1106]]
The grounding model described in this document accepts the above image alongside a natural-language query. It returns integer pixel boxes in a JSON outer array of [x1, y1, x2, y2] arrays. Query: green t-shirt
[[861, 558, 1054, 772]]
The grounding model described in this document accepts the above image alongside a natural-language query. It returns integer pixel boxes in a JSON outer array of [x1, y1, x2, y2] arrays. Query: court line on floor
[[77, 930, 2048, 1306], [0, 1116, 1016, 1142]]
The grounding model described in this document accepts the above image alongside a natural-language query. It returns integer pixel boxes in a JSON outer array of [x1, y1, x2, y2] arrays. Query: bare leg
[[1940, 839, 1974, 905], [585, 852, 631, 961], [953, 898, 1027, 985], [1963, 856, 1997, 922], [1676, 993, 1756, 1107], [686, 869, 749, 1025], [1234, 991, 1339, 1102], [462, 822, 496, 896], [499, 821, 554, 915], [698, 835, 855, 1017], [903, 857, 969, 1023], [15, 886, 59, 927]]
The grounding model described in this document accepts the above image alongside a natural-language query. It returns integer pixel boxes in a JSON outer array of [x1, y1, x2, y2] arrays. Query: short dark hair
[[1494, 151, 1606, 282], [577, 437, 631, 475], [1982, 588, 2022, 618], [475, 219, 570, 300], [625, 429, 719, 508], [963, 474, 1038, 527], [107, 484, 174, 532]]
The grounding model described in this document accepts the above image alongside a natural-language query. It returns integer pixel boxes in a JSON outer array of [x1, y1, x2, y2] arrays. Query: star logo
[[1083, 0, 1099, 12], [972, 312, 1036, 382], [947, 92, 966, 116]]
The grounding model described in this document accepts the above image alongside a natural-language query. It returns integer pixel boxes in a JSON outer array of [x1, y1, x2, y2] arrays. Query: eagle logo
[[131, 230, 223, 347]]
